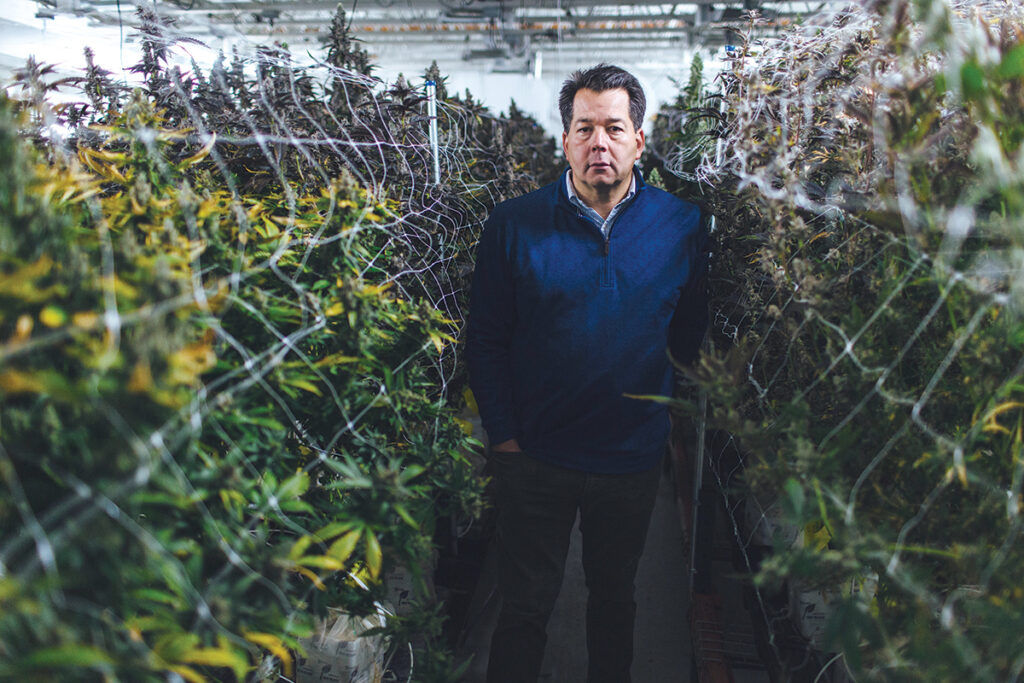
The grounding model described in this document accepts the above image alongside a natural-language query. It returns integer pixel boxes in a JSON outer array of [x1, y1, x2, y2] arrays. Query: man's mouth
[[588, 162, 612, 171]]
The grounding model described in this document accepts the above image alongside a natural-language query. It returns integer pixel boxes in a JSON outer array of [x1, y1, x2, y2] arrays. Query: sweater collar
[[565, 170, 636, 212], [557, 165, 646, 212]]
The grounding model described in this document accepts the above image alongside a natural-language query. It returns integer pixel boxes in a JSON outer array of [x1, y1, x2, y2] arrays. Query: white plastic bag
[[296, 607, 386, 683]]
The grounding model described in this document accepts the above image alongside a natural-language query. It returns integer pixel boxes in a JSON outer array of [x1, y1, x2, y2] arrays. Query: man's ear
[[635, 129, 646, 159], [561, 130, 568, 157]]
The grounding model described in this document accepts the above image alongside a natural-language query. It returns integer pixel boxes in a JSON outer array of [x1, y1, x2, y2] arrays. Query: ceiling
[[29, 0, 838, 72], [14, 0, 842, 136]]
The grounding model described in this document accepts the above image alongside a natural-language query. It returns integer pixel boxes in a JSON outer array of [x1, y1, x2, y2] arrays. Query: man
[[466, 63, 708, 683]]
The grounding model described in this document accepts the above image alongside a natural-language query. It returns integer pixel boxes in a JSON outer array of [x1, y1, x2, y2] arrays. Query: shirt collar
[[565, 168, 637, 212]]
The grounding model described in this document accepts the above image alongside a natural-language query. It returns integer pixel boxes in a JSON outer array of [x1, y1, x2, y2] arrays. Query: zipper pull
[[603, 240, 609, 256]]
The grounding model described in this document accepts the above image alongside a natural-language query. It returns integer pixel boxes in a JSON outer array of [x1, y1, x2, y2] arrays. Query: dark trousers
[[485, 451, 662, 683]]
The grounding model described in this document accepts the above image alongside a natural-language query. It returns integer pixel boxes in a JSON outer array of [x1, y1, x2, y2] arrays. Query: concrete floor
[[457, 468, 692, 682]]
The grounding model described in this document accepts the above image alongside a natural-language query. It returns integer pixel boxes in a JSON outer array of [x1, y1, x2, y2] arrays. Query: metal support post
[[426, 80, 441, 185]]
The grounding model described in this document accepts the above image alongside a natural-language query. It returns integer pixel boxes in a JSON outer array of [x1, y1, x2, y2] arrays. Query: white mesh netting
[[0, 6, 555, 680], [656, 0, 1024, 678]]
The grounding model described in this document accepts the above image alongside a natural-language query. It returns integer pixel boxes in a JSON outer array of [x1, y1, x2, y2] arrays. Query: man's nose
[[591, 128, 609, 150]]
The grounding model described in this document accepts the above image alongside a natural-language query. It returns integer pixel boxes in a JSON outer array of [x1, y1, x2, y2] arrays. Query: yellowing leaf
[[167, 665, 207, 683], [0, 370, 46, 394], [168, 342, 216, 385], [277, 471, 310, 500], [39, 305, 67, 328], [427, 330, 456, 354], [99, 274, 139, 301], [324, 302, 345, 317], [127, 360, 154, 393], [979, 401, 1024, 435], [453, 417, 474, 436], [364, 531, 382, 580], [196, 198, 222, 220], [314, 352, 359, 367], [86, 148, 127, 163], [982, 402, 1024, 421], [270, 215, 312, 229], [155, 127, 192, 142], [219, 489, 246, 518], [289, 535, 314, 561], [261, 215, 281, 239], [428, 331, 445, 354], [78, 148, 127, 183], [297, 555, 345, 570], [802, 522, 832, 551], [983, 423, 1012, 435], [293, 566, 326, 590], [180, 133, 216, 168], [327, 530, 361, 565], [131, 190, 151, 215], [243, 632, 293, 677], [282, 377, 322, 396], [154, 632, 201, 663], [462, 387, 477, 413], [360, 282, 392, 296], [0, 256, 64, 302], [72, 311, 100, 329], [179, 642, 248, 681]]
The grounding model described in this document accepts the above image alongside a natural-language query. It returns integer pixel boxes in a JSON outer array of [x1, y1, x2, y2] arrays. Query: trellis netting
[[0, 5, 557, 681], [652, 0, 1024, 678]]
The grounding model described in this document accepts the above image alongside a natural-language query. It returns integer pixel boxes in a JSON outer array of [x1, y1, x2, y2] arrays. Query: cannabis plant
[[655, 0, 1024, 679], [0, 5, 558, 680]]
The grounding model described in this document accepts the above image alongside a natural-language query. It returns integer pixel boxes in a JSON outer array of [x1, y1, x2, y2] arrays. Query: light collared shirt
[[565, 169, 637, 239]]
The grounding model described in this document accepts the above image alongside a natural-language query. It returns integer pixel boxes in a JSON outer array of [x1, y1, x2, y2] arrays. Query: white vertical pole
[[426, 80, 441, 185]]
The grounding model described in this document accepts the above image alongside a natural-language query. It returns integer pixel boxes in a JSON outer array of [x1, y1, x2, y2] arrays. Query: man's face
[[561, 87, 645, 199]]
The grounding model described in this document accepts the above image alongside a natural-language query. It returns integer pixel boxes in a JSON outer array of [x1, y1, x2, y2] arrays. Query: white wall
[[371, 51, 725, 140], [0, 0, 143, 83]]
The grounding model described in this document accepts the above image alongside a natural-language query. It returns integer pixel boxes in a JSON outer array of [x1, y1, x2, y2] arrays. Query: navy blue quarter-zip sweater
[[466, 167, 708, 474]]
